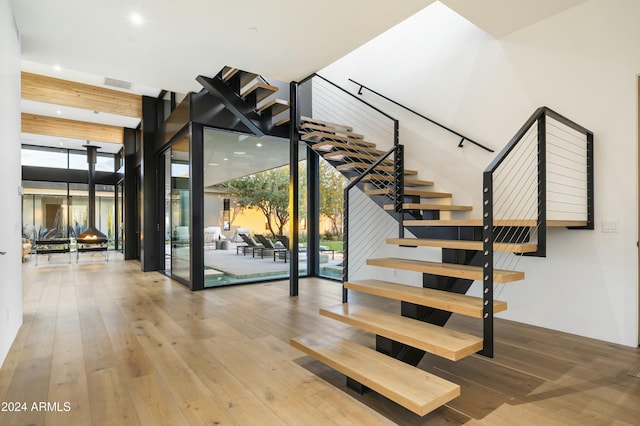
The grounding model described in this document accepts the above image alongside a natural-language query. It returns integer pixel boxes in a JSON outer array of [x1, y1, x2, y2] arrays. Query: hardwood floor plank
[[87, 367, 141, 426], [47, 332, 92, 426], [128, 374, 189, 425]]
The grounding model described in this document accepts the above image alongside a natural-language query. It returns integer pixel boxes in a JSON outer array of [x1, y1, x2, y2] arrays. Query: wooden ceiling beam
[[21, 72, 142, 118], [22, 113, 124, 144]]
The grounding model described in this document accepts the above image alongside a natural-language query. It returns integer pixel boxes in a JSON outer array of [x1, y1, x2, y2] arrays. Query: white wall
[[321, 0, 639, 346], [0, 0, 23, 367]]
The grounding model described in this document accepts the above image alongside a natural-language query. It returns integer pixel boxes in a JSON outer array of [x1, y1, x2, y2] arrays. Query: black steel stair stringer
[[196, 75, 265, 137]]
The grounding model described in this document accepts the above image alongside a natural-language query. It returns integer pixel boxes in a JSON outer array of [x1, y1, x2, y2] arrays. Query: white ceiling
[[12, 0, 585, 156], [12, 0, 437, 94], [440, 0, 586, 38]]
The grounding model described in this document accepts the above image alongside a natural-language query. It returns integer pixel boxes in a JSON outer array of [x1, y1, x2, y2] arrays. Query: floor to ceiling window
[[200, 128, 308, 287], [21, 141, 121, 249]]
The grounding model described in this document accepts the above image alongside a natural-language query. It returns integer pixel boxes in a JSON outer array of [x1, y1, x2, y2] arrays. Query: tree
[[319, 160, 347, 238], [226, 166, 290, 236]]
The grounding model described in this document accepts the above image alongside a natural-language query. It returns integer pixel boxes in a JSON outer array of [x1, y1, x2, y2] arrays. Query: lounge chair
[[273, 235, 307, 262], [274, 235, 334, 262], [237, 233, 263, 256], [253, 234, 286, 259]]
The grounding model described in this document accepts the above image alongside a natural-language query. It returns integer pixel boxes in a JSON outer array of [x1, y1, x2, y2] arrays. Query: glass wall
[[21, 181, 117, 245], [21, 145, 121, 249], [201, 128, 307, 287]]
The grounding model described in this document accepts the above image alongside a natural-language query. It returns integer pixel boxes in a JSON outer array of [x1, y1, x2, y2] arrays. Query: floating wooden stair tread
[[387, 238, 537, 253], [324, 151, 391, 163], [302, 131, 375, 147], [301, 116, 353, 131], [403, 219, 587, 227], [223, 69, 259, 87], [257, 98, 290, 115], [312, 141, 384, 154], [369, 189, 451, 198], [321, 304, 483, 361], [301, 123, 364, 139], [337, 163, 417, 175], [290, 332, 460, 416], [352, 175, 434, 187], [344, 279, 507, 318], [274, 115, 290, 126], [366, 257, 524, 284], [221, 67, 239, 81], [385, 203, 472, 211], [240, 81, 279, 103]]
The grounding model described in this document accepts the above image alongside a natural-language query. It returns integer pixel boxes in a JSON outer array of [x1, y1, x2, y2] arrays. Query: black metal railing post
[[535, 114, 547, 257], [585, 132, 595, 230], [342, 188, 349, 303], [481, 171, 494, 358]]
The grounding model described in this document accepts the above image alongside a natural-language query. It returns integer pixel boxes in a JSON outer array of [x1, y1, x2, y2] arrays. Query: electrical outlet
[[602, 219, 619, 233]]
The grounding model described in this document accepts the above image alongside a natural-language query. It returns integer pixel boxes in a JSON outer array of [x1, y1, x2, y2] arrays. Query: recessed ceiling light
[[130, 12, 144, 26], [56, 110, 62, 115], [256, 143, 262, 147], [59, 142, 64, 146], [208, 163, 219, 166], [53, 64, 62, 72], [223, 158, 229, 161], [233, 151, 246, 155]]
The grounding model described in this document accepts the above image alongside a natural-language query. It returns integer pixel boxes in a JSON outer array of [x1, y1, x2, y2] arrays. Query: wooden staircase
[[203, 67, 589, 417], [289, 115, 533, 416], [217, 66, 291, 128]]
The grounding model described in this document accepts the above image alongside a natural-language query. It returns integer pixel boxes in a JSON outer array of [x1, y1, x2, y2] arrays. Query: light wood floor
[[1, 254, 639, 425]]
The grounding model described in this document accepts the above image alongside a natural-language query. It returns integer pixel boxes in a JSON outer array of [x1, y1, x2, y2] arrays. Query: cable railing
[[349, 78, 494, 153], [297, 74, 405, 297], [481, 106, 594, 356]]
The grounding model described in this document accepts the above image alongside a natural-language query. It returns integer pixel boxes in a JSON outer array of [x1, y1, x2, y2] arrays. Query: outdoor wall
[[321, 0, 639, 347], [0, 0, 23, 366]]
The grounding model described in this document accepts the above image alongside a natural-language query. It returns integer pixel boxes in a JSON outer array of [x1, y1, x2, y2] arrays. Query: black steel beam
[[196, 75, 265, 137]]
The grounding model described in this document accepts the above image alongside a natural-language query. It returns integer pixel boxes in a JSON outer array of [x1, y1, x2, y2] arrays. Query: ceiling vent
[[104, 77, 133, 90]]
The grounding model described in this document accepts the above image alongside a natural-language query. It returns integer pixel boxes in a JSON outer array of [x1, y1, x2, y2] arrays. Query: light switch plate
[[602, 219, 619, 233]]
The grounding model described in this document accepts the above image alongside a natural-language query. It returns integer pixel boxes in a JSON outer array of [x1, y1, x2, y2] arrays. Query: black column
[[289, 82, 300, 296], [123, 127, 139, 260], [307, 147, 320, 276], [190, 123, 205, 291], [140, 96, 161, 271]]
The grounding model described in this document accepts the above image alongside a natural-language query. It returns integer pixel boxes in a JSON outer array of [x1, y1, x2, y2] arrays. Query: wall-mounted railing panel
[[482, 106, 593, 357]]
